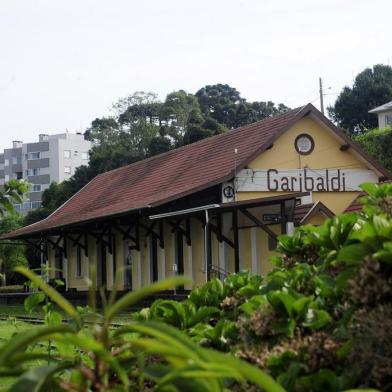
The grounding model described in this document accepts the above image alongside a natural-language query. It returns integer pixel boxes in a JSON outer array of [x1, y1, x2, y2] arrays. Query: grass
[[0, 304, 44, 318], [0, 320, 33, 389], [0, 303, 139, 323]]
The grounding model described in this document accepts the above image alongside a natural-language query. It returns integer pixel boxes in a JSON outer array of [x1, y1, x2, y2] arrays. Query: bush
[[137, 182, 392, 391]]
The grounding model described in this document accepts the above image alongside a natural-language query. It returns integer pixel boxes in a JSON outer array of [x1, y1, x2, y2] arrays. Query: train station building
[[3, 104, 390, 291]]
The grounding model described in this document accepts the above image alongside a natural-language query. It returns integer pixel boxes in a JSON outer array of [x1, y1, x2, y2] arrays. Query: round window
[[294, 133, 314, 155]]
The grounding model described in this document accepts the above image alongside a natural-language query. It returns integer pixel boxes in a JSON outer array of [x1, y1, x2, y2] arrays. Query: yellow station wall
[[237, 116, 373, 214]]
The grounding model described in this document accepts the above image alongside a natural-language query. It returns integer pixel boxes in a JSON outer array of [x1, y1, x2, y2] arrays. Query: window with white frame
[[64, 150, 71, 159], [73, 151, 78, 157], [4, 159, 9, 166], [5, 175, 10, 182], [32, 184, 41, 192], [386, 114, 392, 126], [82, 152, 89, 160], [64, 166, 71, 174]]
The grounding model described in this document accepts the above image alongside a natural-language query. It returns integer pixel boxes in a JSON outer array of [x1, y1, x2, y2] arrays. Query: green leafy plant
[[0, 268, 283, 392]]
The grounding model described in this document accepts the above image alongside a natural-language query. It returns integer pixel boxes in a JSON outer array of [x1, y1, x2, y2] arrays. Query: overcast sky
[[0, 0, 390, 149]]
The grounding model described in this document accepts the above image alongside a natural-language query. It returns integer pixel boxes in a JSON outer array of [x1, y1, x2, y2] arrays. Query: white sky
[[0, 0, 390, 148]]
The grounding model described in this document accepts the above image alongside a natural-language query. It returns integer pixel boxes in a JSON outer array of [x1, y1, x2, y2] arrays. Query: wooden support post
[[217, 214, 223, 242], [232, 210, 240, 273], [195, 216, 234, 248], [185, 218, 191, 246], [107, 227, 113, 255], [135, 221, 140, 252], [159, 221, 164, 248], [84, 233, 89, 257], [206, 216, 212, 281], [280, 201, 287, 235], [63, 236, 68, 258]]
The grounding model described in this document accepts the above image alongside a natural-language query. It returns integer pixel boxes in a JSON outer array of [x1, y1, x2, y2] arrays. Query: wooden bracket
[[240, 208, 277, 240], [46, 236, 65, 254]]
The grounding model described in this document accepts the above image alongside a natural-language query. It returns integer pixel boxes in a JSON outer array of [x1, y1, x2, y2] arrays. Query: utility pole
[[319, 77, 324, 114]]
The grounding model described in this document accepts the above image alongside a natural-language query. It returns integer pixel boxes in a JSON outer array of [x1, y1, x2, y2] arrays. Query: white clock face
[[295, 134, 314, 155]]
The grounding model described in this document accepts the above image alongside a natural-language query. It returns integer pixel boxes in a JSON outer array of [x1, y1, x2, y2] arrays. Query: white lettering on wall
[[235, 168, 378, 193]]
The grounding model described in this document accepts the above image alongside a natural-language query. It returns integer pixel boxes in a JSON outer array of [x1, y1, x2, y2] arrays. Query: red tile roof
[[344, 194, 365, 213], [294, 203, 314, 224], [4, 103, 389, 239]]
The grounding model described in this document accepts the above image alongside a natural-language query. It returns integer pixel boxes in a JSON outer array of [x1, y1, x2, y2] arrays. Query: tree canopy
[[24, 84, 289, 226], [328, 64, 392, 133]]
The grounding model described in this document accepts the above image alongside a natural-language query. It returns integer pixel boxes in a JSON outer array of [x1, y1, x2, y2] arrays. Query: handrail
[[208, 264, 229, 281]]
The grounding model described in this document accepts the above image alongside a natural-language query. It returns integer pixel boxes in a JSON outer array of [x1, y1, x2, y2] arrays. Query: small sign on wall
[[236, 168, 378, 193]]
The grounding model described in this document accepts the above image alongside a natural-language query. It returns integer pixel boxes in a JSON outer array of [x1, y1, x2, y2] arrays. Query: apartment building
[[0, 133, 92, 213]]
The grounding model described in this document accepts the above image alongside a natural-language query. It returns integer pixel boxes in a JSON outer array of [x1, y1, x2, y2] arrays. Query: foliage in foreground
[[0, 271, 282, 392], [134, 182, 392, 391], [1, 181, 392, 391]]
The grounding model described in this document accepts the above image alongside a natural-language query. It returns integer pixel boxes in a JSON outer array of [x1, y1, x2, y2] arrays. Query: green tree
[[196, 84, 290, 129], [0, 213, 28, 285], [117, 92, 162, 154], [0, 180, 29, 284], [183, 116, 227, 145], [148, 135, 172, 156], [328, 64, 392, 133], [162, 90, 204, 138], [196, 84, 243, 128], [84, 117, 119, 144]]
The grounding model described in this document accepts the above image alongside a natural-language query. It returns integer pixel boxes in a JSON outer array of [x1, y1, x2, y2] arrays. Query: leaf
[[206, 349, 285, 392], [0, 324, 72, 365], [292, 297, 312, 320], [24, 292, 45, 313], [105, 276, 190, 322], [240, 295, 267, 316], [304, 309, 331, 330], [9, 363, 72, 392], [117, 321, 206, 362], [63, 333, 130, 388], [15, 267, 81, 328], [359, 182, 379, 197], [237, 284, 260, 298], [295, 369, 338, 391], [188, 307, 221, 328], [45, 311, 62, 326], [267, 291, 295, 317], [337, 244, 368, 265]]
